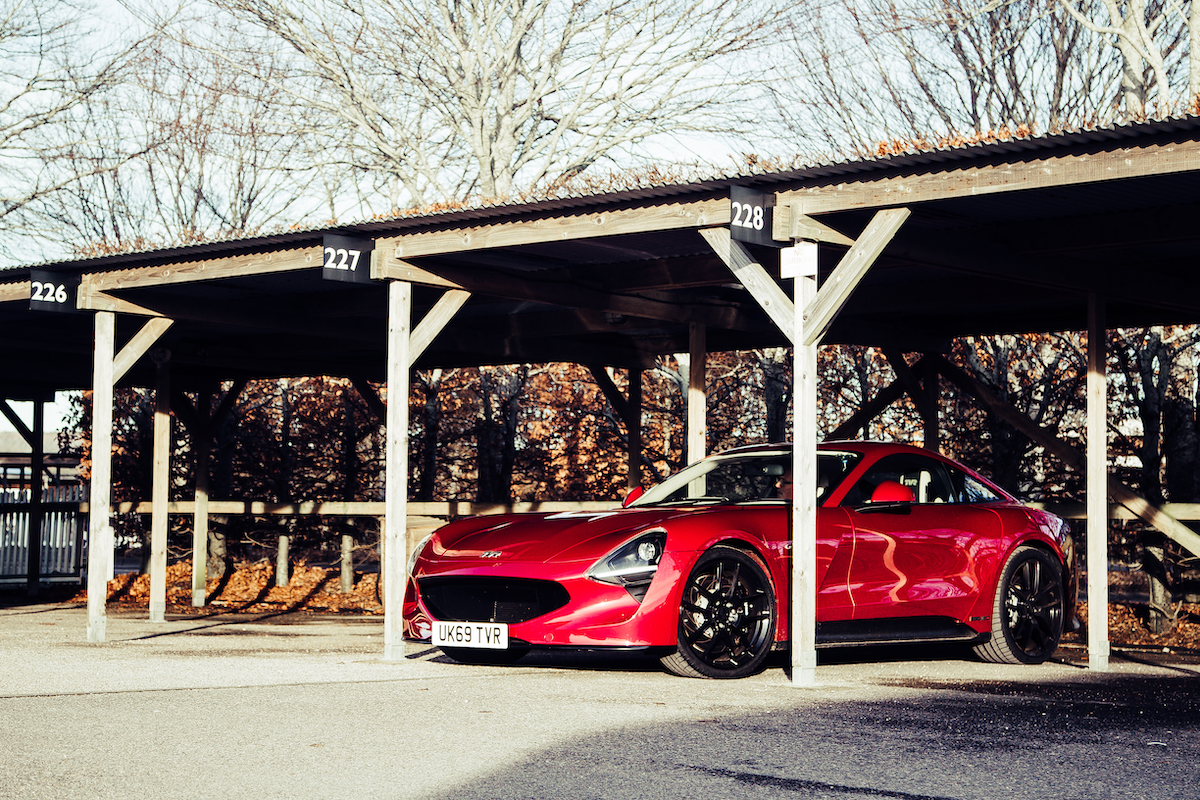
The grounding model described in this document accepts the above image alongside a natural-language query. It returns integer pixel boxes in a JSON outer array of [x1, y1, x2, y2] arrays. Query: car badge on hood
[[480, 551, 504, 558]]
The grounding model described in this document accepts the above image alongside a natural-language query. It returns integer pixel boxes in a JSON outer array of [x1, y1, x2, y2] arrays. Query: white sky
[[0, 394, 75, 435]]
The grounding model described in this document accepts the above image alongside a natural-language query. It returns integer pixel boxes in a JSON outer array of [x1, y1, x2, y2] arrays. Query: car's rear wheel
[[974, 546, 1065, 665], [661, 545, 776, 679]]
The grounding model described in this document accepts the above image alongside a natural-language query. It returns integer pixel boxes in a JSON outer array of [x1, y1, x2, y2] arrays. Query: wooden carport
[[5, 117, 1200, 685]]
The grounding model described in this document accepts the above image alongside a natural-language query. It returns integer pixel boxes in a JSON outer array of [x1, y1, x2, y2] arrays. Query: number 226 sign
[[29, 270, 81, 313], [322, 234, 374, 284], [729, 186, 783, 248]]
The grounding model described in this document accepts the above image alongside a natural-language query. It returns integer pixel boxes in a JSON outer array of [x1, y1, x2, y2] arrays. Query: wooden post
[[922, 357, 940, 453], [341, 534, 354, 593], [276, 534, 290, 587], [149, 352, 170, 622], [789, 243, 819, 687], [26, 401, 44, 597], [1087, 294, 1110, 671], [86, 311, 115, 643], [687, 323, 706, 464], [192, 393, 211, 607], [383, 281, 412, 661], [627, 369, 643, 492]]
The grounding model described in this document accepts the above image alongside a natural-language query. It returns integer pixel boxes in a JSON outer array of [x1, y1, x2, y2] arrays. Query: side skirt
[[812, 617, 984, 649]]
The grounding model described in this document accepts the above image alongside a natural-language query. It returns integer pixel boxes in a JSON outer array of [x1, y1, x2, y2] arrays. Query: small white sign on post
[[780, 241, 819, 279]]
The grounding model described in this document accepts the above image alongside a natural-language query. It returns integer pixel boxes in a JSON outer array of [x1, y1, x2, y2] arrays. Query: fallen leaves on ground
[[1069, 600, 1200, 655], [72, 560, 383, 615]]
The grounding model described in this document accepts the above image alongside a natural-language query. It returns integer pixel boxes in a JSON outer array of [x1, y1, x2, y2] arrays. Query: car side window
[[961, 473, 1002, 503], [840, 453, 956, 506]]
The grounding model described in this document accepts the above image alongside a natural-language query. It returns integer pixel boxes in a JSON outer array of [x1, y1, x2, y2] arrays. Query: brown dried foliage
[[74, 560, 383, 615]]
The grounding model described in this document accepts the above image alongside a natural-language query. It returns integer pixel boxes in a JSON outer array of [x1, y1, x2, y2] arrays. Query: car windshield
[[628, 450, 861, 506]]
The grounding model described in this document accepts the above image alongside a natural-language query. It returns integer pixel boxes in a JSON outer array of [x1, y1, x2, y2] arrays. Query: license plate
[[432, 620, 509, 650]]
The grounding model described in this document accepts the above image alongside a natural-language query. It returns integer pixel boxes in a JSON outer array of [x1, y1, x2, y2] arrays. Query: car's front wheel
[[661, 545, 776, 679], [974, 546, 1065, 665]]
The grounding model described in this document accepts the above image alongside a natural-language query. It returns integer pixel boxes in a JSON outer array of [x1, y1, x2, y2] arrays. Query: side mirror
[[622, 485, 646, 508]]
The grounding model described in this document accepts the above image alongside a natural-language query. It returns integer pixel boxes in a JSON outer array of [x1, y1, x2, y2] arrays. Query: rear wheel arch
[[973, 544, 1066, 665]]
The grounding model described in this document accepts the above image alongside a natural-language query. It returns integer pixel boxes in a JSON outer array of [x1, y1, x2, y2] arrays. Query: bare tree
[[170, 0, 785, 208], [770, 0, 1121, 155], [36, 11, 337, 252], [1056, 0, 1194, 114], [0, 0, 151, 261]]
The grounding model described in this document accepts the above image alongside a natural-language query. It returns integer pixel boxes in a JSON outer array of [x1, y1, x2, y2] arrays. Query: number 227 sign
[[729, 186, 783, 248], [322, 234, 374, 284]]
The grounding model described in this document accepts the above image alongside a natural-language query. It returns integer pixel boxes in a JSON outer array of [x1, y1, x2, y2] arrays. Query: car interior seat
[[870, 480, 916, 504]]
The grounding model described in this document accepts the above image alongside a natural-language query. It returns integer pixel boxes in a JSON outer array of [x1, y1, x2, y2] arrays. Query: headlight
[[407, 533, 434, 576], [586, 530, 667, 602]]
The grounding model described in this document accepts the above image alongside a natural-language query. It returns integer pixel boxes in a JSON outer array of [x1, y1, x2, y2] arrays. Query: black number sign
[[29, 270, 81, 313], [730, 186, 783, 248], [322, 234, 375, 284]]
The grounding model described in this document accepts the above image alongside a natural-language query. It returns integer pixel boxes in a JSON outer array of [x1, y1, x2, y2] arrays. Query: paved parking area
[[2, 602, 1197, 800]]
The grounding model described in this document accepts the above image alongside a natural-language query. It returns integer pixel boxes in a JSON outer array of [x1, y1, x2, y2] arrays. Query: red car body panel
[[404, 442, 1074, 653]]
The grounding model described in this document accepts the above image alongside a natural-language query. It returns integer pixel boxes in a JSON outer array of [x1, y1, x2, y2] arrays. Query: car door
[[841, 453, 1003, 622]]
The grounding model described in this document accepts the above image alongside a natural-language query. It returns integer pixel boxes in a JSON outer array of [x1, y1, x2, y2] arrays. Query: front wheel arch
[[660, 544, 777, 679]]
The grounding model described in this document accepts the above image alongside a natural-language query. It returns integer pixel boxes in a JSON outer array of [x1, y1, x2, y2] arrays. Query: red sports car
[[403, 442, 1076, 678]]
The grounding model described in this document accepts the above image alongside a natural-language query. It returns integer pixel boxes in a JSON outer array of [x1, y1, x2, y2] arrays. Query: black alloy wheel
[[661, 545, 776, 679], [974, 546, 1065, 665]]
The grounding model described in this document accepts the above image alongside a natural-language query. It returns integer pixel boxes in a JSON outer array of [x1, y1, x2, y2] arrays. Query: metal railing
[[0, 485, 87, 583]]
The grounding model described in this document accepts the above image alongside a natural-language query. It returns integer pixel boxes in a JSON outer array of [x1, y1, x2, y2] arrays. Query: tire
[[974, 546, 1065, 665], [660, 546, 776, 679], [441, 645, 530, 665]]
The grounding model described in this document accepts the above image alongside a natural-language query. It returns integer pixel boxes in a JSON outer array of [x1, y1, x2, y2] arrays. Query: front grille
[[418, 577, 571, 624]]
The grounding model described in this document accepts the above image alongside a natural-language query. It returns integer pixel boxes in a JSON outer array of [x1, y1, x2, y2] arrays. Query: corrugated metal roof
[[11, 114, 1200, 275]]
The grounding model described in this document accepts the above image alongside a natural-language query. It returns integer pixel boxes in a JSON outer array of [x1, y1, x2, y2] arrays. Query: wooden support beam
[[700, 227, 796, 342], [26, 402, 44, 596], [373, 256, 465, 289], [411, 289, 471, 361], [78, 289, 163, 317], [113, 318, 174, 383], [791, 254, 820, 688], [922, 357, 941, 452], [825, 377, 907, 442], [406, 259, 760, 331], [800, 208, 910, 346], [0, 279, 30, 303], [383, 281, 412, 661], [587, 365, 643, 492], [191, 391, 212, 608], [149, 353, 170, 623], [882, 349, 936, 428], [933, 353, 1200, 559], [86, 311, 115, 643], [687, 323, 707, 466], [80, 247, 320, 292], [351, 377, 388, 423], [587, 365, 632, 423], [627, 368, 643, 491], [383, 199, 729, 259], [778, 137, 1200, 214], [1087, 294, 1110, 671], [0, 399, 34, 441], [772, 205, 856, 246]]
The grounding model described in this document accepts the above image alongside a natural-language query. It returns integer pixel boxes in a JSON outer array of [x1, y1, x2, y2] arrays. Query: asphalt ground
[[1, 601, 1197, 800]]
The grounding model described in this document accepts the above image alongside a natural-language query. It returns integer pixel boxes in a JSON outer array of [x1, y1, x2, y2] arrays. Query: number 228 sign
[[322, 234, 374, 284], [729, 186, 783, 248]]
